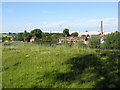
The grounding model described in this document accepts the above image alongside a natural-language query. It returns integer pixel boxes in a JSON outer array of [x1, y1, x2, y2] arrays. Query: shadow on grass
[[35, 50, 120, 88], [54, 54, 102, 87]]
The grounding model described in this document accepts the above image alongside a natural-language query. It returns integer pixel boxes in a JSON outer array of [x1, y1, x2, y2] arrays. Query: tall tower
[[100, 21, 103, 35]]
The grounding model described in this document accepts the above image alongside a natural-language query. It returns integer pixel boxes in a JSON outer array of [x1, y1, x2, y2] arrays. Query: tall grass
[[2, 43, 120, 88]]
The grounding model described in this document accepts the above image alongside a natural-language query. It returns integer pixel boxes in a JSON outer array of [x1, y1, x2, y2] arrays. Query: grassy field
[[2, 43, 120, 88]]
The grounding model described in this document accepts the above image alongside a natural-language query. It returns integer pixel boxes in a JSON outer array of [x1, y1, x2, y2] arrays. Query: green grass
[[0, 43, 2, 89], [2, 43, 120, 88]]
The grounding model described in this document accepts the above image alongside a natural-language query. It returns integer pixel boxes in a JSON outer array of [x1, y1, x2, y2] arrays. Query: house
[[59, 21, 110, 44], [30, 36, 36, 42], [59, 37, 86, 43]]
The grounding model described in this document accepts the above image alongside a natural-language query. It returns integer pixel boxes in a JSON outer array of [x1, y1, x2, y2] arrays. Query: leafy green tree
[[42, 33, 50, 38], [30, 29, 42, 39], [102, 31, 120, 49], [17, 33, 24, 41], [87, 34, 90, 37], [63, 28, 69, 37], [8, 32, 12, 35], [2, 36, 9, 42], [71, 32, 78, 37], [12, 35, 18, 41], [81, 35, 86, 37], [23, 30, 30, 42], [40, 32, 64, 45], [88, 36, 100, 48]]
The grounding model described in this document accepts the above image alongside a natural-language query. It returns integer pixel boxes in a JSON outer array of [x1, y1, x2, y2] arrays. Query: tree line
[[2, 28, 78, 43], [88, 31, 120, 49], [2, 28, 120, 49]]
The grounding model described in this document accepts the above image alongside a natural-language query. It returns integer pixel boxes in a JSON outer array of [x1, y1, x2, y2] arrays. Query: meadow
[[2, 43, 120, 88]]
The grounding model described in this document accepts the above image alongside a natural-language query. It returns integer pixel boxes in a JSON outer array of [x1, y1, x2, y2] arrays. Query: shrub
[[88, 36, 100, 48], [102, 31, 120, 49], [78, 41, 86, 48]]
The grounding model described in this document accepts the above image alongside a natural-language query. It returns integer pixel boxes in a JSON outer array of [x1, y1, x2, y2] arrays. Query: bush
[[77, 41, 86, 48], [88, 36, 100, 48], [102, 31, 120, 49], [34, 39, 57, 46]]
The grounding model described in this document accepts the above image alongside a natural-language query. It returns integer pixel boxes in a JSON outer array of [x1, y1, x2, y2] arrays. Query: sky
[[2, 2, 118, 33]]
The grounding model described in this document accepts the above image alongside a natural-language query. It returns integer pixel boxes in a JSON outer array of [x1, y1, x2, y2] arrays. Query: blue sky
[[2, 2, 118, 33]]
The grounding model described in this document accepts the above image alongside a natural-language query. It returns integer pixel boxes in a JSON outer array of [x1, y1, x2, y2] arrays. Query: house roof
[[59, 37, 85, 40]]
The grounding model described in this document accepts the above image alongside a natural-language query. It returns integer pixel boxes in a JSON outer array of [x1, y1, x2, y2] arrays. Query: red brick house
[[58, 37, 86, 43]]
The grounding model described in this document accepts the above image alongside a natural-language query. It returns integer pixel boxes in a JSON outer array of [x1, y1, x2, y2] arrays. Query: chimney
[[100, 21, 103, 35]]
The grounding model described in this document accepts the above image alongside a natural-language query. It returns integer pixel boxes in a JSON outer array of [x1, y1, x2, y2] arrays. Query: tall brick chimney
[[100, 21, 103, 35]]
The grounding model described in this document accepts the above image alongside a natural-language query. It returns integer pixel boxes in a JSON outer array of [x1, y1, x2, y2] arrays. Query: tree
[[17, 33, 24, 41], [71, 32, 78, 37], [2, 36, 9, 42], [12, 35, 18, 41], [23, 30, 30, 42], [8, 32, 12, 35], [102, 31, 120, 49], [87, 34, 90, 37], [81, 35, 86, 37], [63, 28, 69, 37], [88, 36, 100, 48], [30, 29, 42, 39]]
